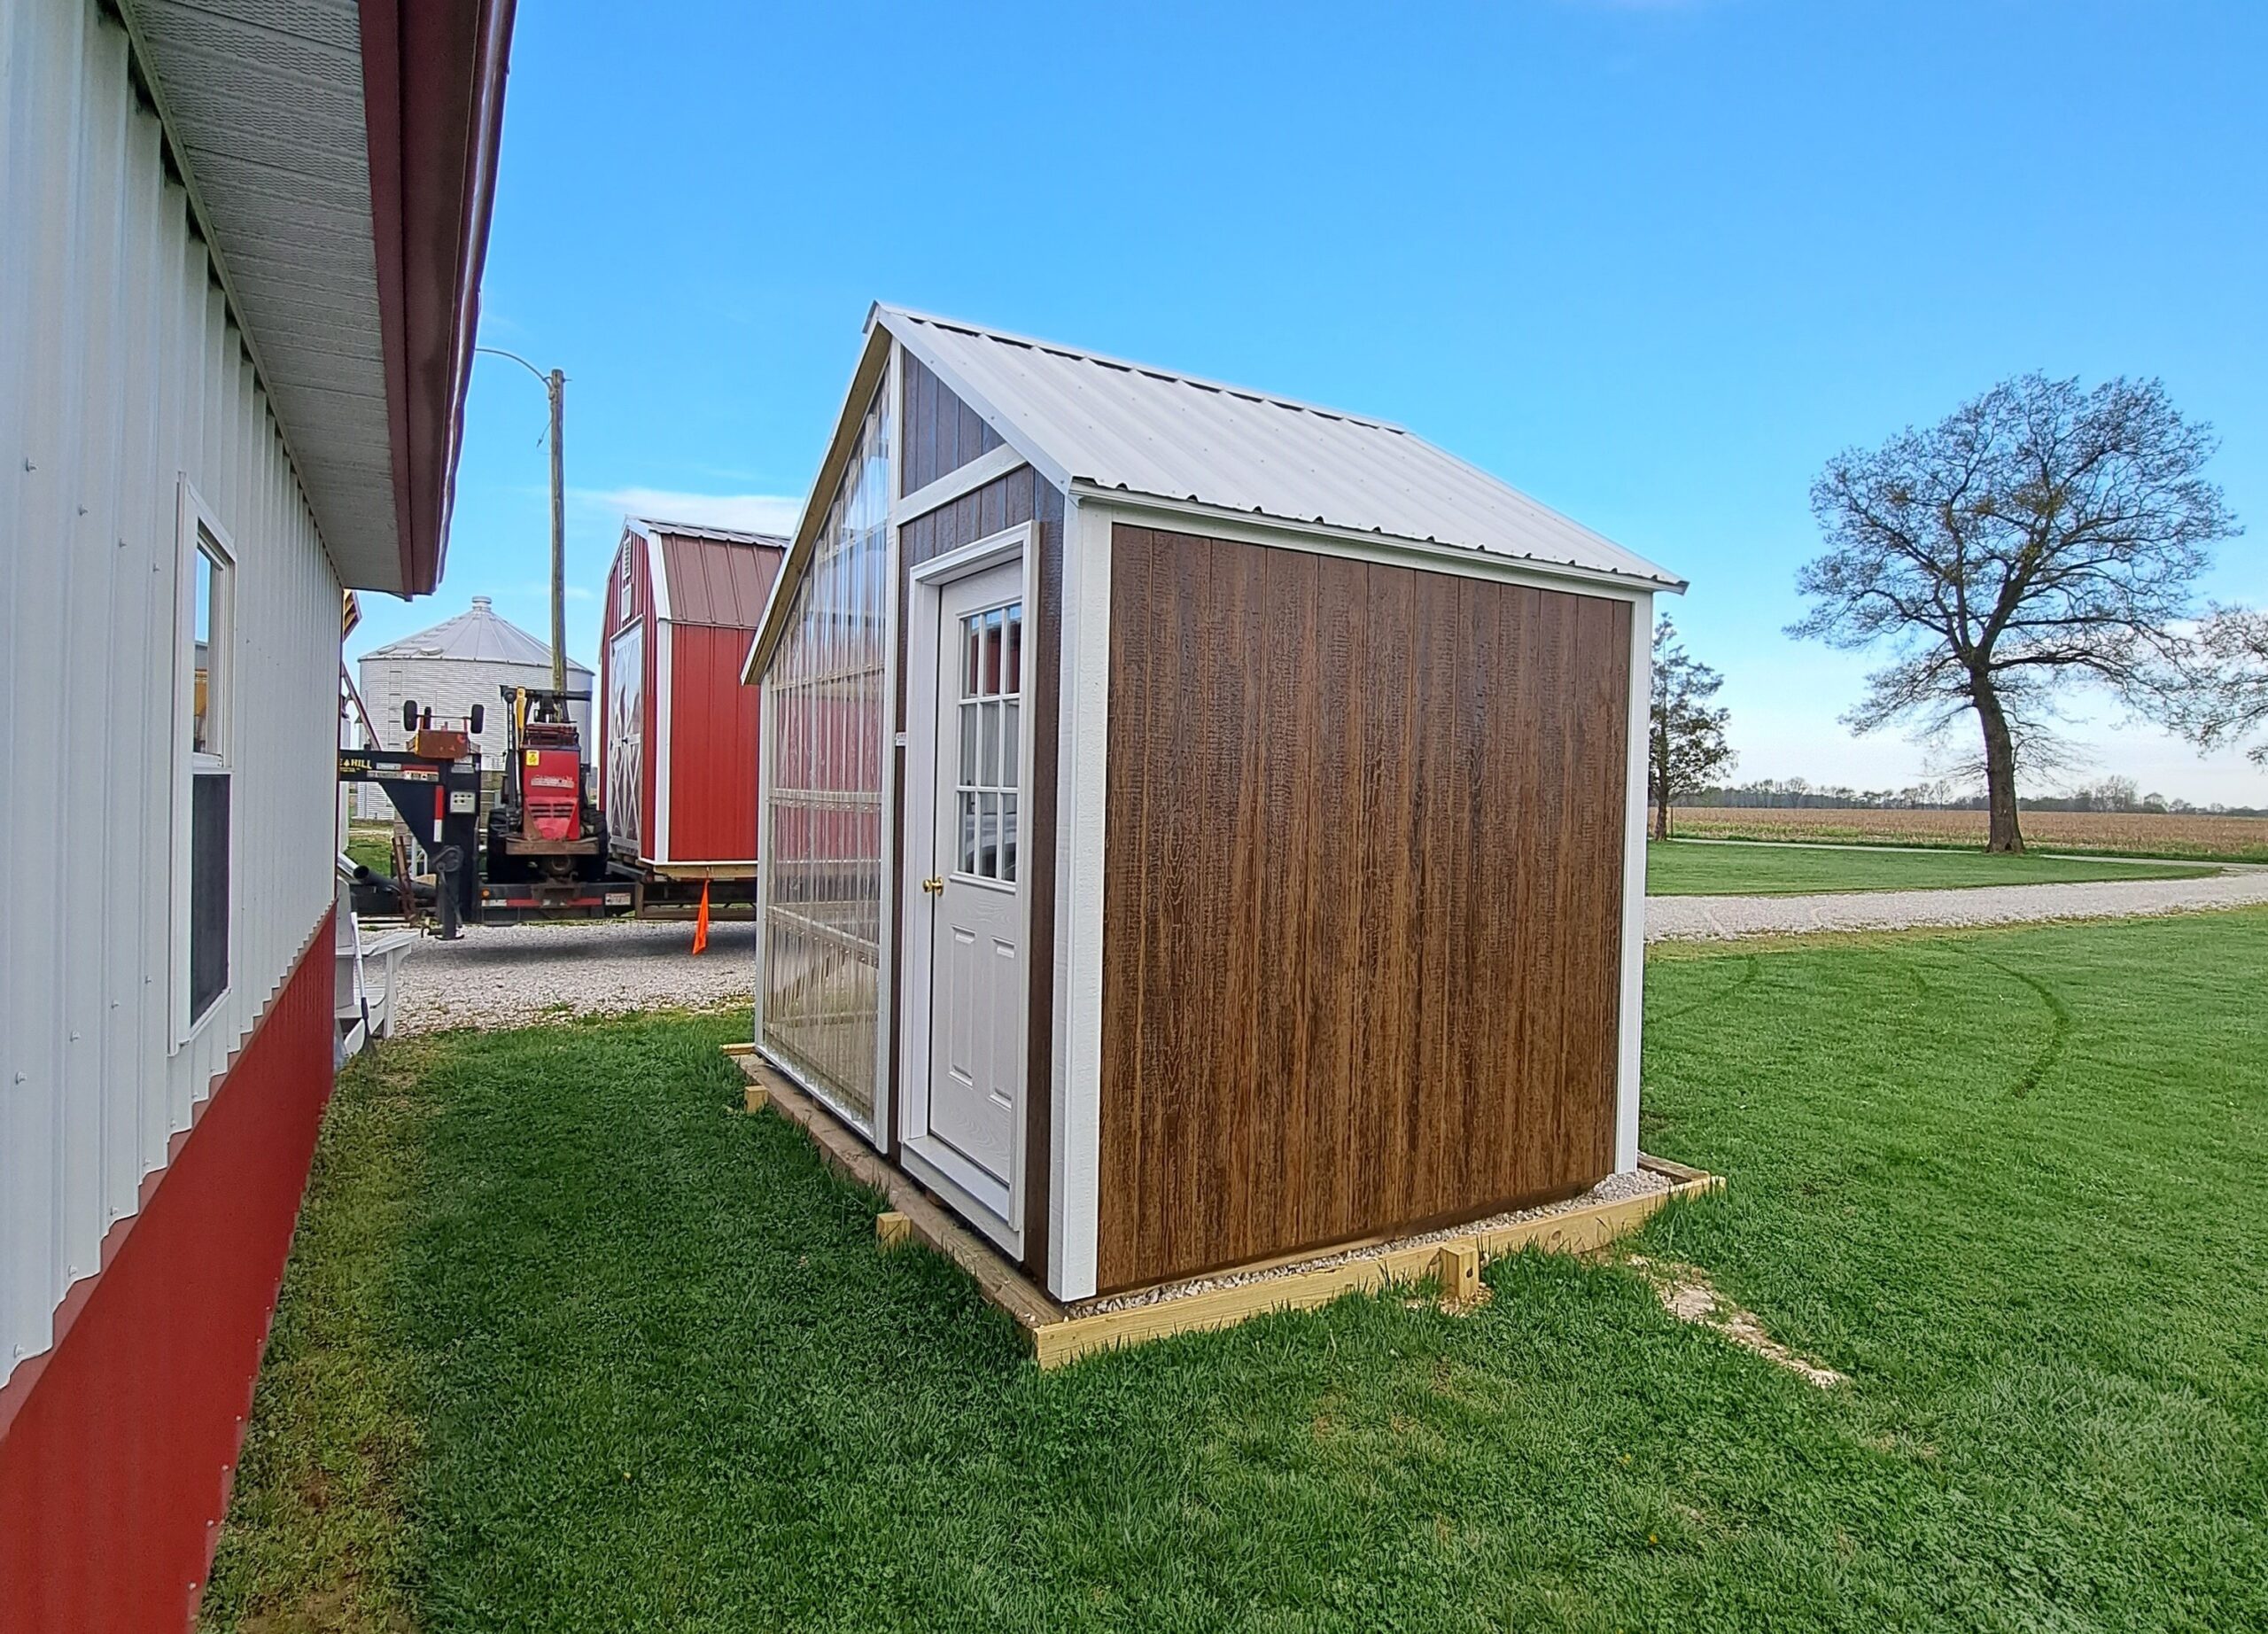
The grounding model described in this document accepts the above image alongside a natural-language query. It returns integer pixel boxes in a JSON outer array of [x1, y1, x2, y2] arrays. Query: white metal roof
[[628, 517, 790, 548], [877, 306, 1683, 592], [361, 595, 592, 673]]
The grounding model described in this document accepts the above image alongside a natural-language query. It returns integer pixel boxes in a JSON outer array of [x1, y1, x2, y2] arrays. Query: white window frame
[[171, 478, 236, 1048], [943, 591, 1026, 892]]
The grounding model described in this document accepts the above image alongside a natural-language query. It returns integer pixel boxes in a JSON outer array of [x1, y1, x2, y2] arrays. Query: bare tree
[[2189, 607, 2268, 766], [1649, 619, 1735, 840], [1790, 374, 2241, 852]]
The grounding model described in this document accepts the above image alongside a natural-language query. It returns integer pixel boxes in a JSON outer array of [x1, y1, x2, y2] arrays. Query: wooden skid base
[[731, 1054, 1723, 1368]]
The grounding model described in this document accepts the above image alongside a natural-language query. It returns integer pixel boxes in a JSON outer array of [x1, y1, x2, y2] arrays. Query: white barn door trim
[[898, 522, 1037, 1259]]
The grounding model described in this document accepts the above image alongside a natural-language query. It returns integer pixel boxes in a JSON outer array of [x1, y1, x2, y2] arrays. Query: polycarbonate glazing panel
[[758, 379, 891, 1128]]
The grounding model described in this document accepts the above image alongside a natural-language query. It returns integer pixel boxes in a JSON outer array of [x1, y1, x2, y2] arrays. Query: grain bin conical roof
[[361, 595, 591, 674]]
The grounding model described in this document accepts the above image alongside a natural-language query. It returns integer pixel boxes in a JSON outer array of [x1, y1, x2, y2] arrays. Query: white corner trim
[[1614, 591, 1653, 1172], [751, 665, 774, 1053], [892, 444, 1027, 528], [1049, 494, 1113, 1300], [873, 344, 903, 1148], [647, 531, 674, 622], [652, 619, 674, 864]]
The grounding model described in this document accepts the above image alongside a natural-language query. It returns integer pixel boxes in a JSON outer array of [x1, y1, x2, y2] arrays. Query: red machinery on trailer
[[599, 518, 786, 915]]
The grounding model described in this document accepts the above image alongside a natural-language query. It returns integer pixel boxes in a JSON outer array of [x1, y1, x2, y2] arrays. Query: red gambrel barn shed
[[600, 518, 787, 876], [0, 0, 512, 1625]]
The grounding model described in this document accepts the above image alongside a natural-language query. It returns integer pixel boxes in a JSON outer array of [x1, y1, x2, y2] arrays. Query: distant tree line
[[1683, 776, 2264, 819]]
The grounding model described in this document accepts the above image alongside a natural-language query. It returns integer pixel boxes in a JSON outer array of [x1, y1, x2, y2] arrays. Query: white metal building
[[0, 0, 511, 1623]]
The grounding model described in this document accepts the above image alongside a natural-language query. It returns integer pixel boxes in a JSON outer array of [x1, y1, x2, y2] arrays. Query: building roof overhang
[[121, 0, 515, 596]]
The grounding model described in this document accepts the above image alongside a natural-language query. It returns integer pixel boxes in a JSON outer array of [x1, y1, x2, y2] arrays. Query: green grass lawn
[[344, 822, 397, 875], [205, 913, 2268, 1632], [1646, 837, 2215, 896]]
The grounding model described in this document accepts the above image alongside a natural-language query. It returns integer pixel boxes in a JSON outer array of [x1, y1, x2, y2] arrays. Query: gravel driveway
[[383, 869, 2268, 1033], [1645, 867, 2268, 943], [392, 919, 754, 1034]]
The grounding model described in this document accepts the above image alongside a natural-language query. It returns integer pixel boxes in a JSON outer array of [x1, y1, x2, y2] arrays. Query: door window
[[953, 601, 1021, 883]]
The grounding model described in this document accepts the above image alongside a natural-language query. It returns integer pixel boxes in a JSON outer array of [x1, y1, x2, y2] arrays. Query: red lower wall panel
[[0, 913, 335, 1634], [664, 623, 761, 863]]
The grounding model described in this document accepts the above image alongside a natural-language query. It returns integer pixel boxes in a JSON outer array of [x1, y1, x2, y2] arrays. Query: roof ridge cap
[[873, 303, 1409, 434]]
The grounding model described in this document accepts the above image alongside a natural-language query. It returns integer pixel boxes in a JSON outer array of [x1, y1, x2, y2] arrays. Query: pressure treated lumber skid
[[731, 1054, 1723, 1367]]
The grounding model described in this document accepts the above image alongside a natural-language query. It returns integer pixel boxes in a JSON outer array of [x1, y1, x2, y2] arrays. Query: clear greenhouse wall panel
[[759, 382, 890, 1129]]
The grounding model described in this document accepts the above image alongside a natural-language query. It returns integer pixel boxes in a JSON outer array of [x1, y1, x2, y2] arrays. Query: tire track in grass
[[1961, 950, 2075, 1099], [1649, 953, 1763, 1029]]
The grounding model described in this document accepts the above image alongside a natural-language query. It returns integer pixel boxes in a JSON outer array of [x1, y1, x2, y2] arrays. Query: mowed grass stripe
[[1644, 838, 2215, 896], [206, 913, 2268, 1632]]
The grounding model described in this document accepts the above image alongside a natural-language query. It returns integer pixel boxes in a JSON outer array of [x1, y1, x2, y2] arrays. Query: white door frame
[[898, 522, 1036, 1258]]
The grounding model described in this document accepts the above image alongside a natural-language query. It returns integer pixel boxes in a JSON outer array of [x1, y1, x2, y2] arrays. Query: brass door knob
[[921, 875, 944, 895]]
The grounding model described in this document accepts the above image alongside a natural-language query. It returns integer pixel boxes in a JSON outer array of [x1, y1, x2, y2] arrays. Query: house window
[[177, 487, 234, 1038], [190, 534, 225, 755], [954, 601, 1021, 883]]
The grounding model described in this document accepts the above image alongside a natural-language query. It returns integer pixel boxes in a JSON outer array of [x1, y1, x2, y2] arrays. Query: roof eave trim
[[1074, 484, 1689, 595], [362, 0, 517, 598]]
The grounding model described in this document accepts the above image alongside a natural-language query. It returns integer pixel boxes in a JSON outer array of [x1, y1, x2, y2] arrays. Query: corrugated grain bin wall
[[601, 522, 784, 868]]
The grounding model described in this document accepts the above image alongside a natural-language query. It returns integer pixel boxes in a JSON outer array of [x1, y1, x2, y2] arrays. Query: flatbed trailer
[[342, 744, 754, 929]]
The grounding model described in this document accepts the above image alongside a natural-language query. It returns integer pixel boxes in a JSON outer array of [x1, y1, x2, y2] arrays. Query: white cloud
[[574, 486, 802, 537]]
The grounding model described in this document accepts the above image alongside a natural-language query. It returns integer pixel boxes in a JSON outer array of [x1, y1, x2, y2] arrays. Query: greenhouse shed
[[744, 306, 1684, 1303]]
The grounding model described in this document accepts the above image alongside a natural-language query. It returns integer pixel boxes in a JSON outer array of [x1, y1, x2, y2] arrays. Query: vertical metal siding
[[2, 0, 341, 1387], [664, 623, 765, 862]]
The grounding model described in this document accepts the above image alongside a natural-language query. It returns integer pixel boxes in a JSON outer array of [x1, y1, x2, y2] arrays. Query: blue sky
[[360, 0, 2268, 804]]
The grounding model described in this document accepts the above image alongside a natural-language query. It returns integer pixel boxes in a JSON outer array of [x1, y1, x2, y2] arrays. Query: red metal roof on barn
[[636, 519, 788, 628]]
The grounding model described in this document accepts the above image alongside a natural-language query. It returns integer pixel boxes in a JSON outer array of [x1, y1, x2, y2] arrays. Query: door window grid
[[954, 601, 1021, 883]]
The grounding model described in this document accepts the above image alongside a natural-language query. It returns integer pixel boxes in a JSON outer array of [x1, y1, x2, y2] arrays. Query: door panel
[[920, 559, 1026, 1194]]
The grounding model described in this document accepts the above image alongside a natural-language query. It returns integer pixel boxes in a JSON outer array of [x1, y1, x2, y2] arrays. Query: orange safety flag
[[691, 878, 711, 955]]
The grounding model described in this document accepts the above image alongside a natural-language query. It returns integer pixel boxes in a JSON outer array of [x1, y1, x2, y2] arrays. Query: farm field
[[1669, 805, 2268, 861], [1645, 838, 2212, 897], [202, 910, 2268, 1632]]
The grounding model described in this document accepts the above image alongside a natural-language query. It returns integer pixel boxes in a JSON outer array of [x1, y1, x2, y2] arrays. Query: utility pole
[[546, 367, 566, 694], [476, 346, 570, 693]]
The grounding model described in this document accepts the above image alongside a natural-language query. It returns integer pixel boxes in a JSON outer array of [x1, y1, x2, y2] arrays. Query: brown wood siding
[[889, 385, 1064, 1279], [1096, 525, 1633, 1292], [898, 353, 1005, 495]]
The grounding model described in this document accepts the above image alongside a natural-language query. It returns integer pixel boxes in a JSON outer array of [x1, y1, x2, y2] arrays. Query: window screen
[[189, 772, 229, 1022]]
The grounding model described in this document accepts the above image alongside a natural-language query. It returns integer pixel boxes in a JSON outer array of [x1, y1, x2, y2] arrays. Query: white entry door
[[912, 557, 1027, 1211]]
